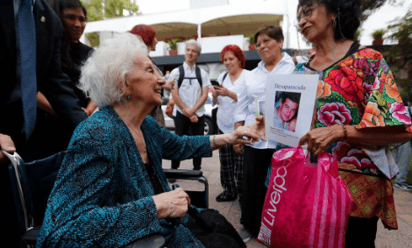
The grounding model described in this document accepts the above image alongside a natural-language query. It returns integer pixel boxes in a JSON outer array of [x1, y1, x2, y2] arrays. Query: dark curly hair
[[297, 0, 361, 41]]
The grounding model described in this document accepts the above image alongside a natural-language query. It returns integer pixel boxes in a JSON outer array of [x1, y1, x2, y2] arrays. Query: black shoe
[[193, 167, 201, 170], [216, 192, 237, 202]]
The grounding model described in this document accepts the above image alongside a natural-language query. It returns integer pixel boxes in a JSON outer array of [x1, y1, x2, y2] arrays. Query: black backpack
[[177, 65, 203, 88]]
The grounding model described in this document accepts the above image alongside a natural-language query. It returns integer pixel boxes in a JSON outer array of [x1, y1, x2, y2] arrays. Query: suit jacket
[[0, 0, 87, 138], [37, 106, 212, 247]]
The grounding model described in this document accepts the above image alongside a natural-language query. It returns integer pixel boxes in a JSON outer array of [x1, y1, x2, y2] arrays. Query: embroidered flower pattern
[[318, 102, 352, 126], [295, 48, 412, 175]]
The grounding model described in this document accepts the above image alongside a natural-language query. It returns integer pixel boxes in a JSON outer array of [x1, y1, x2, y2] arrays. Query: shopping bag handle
[[301, 143, 309, 157]]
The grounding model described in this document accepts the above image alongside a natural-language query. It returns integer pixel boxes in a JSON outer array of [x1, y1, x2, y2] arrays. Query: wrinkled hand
[[251, 116, 267, 142], [299, 125, 344, 157], [229, 125, 261, 146], [233, 144, 244, 155], [0, 134, 16, 164], [152, 188, 191, 219]]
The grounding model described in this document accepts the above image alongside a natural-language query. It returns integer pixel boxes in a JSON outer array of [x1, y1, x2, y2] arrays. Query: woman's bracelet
[[342, 125, 347, 141]]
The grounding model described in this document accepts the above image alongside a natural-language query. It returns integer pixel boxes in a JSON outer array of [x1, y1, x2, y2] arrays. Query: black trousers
[[171, 111, 205, 169], [345, 216, 379, 248], [240, 146, 275, 236]]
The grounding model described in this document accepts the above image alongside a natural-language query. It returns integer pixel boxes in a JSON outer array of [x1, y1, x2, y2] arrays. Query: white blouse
[[216, 69, 250, 134], [234, 52, 296, 149]]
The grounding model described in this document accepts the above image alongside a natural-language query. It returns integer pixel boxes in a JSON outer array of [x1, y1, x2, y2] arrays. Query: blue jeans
[[392, 141, 412, 184]]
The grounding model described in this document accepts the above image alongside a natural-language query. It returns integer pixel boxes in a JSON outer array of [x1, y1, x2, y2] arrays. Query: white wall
[[199, 35, 244, 54]]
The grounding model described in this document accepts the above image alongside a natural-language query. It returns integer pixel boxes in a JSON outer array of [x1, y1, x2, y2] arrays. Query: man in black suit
[[0, 0, 87, 246], [0, 0, 87, 159]]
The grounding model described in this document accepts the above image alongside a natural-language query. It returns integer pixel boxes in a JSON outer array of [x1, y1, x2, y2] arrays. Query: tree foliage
[[80, 0, 139, 47], [387, 4, 412, 47], [360, 0, 399, 22]]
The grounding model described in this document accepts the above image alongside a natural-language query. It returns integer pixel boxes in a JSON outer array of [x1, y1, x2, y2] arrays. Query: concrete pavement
[[162, 150, 412, 248]]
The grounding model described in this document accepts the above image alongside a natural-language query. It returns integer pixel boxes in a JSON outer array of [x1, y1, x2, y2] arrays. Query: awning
[[83, 2, 288, 42]]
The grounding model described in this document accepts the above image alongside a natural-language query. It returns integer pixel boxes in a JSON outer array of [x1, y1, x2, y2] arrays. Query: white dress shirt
[[234, 52, 296, 149], [216, 69, 250, 134], [170, 62, 212, 117]]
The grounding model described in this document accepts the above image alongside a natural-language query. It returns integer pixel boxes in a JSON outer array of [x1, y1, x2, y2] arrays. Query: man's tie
[[16, 0, 37, 138]]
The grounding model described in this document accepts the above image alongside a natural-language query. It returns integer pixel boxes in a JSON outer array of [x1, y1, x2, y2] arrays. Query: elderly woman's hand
[[299, 125, 345, 157], [0, 134, 16, 164], [152, 188, 191, 219]]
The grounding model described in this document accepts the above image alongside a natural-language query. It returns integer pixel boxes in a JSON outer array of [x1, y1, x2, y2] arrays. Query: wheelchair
[[4, 151, 208, 248]]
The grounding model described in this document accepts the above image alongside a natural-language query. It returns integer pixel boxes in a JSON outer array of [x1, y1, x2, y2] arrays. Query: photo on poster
[[273, 92, 301, 133], [264, 74, 319, 147]]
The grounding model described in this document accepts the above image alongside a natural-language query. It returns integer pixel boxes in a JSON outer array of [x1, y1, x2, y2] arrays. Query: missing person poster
[[264, 74, 319, 147]]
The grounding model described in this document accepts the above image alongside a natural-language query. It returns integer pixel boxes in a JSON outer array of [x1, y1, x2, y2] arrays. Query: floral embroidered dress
[[295, 47, 412, 229]]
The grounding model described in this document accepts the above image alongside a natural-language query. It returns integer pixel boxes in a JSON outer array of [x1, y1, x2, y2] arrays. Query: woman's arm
[[300, 124, 412, 157], [214, 85, 238, 102], [212, 87, 219, 105]]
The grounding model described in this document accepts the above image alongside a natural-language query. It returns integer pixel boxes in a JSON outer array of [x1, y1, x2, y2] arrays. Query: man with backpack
[[170, 39, 211, 170]]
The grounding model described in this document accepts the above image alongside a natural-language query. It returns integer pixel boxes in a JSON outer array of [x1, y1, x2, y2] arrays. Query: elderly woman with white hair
[[36, 33, 263, 248]]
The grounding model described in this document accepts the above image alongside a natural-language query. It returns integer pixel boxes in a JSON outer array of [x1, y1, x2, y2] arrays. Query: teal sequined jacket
[[37, 106, 212, 247]]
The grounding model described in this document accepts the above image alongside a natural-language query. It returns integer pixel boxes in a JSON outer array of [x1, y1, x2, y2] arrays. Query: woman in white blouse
[[212, 45, 249, 203], [233, 26, 296, 238]]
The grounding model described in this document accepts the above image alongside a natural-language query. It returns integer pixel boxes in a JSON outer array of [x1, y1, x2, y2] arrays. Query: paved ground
[[162, 150, 412, 248]]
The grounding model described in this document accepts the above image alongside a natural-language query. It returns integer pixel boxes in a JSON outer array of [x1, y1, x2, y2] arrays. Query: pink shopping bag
[[257, 146, 353, 248]]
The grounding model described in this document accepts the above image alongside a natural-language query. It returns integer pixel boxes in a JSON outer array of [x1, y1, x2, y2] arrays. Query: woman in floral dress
[[296, 0, 412, 247]]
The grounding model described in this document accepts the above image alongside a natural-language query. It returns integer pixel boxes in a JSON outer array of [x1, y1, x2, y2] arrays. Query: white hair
[[79, 33, 148, 108], [185, 39, 201, 54]]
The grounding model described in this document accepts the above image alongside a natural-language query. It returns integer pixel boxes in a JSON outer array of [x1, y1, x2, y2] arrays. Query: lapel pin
[[40, 16, 46, 23]]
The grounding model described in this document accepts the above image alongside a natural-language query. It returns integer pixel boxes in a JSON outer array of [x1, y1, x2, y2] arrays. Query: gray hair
[[185, 39, 201, 55], [79, 33, 148, 108]]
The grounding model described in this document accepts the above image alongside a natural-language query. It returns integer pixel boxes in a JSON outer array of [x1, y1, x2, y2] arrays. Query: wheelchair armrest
[[22, 226, 40, 245], [123, 234, 166, 248], [163, 169, 203, 179]]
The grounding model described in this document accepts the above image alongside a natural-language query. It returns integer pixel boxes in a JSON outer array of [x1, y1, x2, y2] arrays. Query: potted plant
[[371, 29, 385, 45], [247, 34, 255, 50], [168, 38, 178, 55]]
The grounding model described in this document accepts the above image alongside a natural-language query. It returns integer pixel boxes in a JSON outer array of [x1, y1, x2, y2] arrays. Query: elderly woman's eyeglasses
[[297, 3, 318, 23]]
